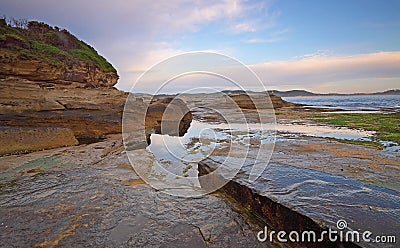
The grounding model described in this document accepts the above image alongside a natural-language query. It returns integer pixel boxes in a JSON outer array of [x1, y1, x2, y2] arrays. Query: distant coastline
[[133, 89, 400, 97], [269, 89, 400, 97]]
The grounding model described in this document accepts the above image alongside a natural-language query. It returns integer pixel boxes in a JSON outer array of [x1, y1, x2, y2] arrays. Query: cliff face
[[0, 55, 118, 87], [0, 19, 118, 87], [0, 19, 123, 155], [0, 77, 127, 155]]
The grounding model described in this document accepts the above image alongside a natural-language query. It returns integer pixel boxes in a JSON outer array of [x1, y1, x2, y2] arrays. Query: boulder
[[230, 93, 299, 109], [145, 97, 192, 144]]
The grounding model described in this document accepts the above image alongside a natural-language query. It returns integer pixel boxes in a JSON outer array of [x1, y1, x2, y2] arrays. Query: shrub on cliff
[[0, 17, 116, 73]]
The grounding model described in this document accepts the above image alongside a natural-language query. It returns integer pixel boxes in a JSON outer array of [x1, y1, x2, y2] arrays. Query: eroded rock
[[0, 77, 127, 151], [230, 93, 299, 109], [0, 55, 119, 87], [145, 97, 192, 144]]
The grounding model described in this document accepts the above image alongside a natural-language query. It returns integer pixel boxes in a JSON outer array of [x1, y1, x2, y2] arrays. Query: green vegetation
[[30, 40, 72, 65], [358, 179, 400, 192], [70, 43, 116, 73], [182, 165, 192, 174], [16, 155, 60, 171], [0, 18, 116, 73], [0, 155, 74, 182], [327, 138, 383, 149], [308, 113, 400, 144]]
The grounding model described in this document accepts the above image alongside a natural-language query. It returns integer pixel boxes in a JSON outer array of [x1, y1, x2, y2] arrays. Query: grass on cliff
[[308, 113, 400, 145], [0, 19, 116, 73], [30, 40, 72, 65], [70, 43, 116, 73]]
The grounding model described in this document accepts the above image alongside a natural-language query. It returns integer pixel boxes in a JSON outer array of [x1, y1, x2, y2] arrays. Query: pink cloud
[[250, 51, 400, 86]]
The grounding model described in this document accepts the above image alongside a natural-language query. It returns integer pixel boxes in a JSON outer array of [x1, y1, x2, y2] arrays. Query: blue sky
[[175, 0, 400, 60], [1, 0, 399, 93]]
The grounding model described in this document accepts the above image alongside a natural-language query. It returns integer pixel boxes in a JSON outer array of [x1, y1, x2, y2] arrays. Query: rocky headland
[[0, 19, 129, 155], [0, 19, 117, 85], [0, 19, 195, 156]]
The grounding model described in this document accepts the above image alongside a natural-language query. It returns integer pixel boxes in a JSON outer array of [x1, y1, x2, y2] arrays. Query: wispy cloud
[[245, 28, 289, 43], [245, 38, 281, 43], [231, 22, 258, 33], [293, 50, 332, 59], [250, 51, 400, 91], [125, 51, 400, 93]]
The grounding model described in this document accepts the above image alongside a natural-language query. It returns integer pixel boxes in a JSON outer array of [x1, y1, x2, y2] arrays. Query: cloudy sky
[[1, 0, 399, 93]]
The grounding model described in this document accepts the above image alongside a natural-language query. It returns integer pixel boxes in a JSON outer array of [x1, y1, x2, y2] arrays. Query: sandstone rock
[[0, 20, 193, 153], [0, 20, 119, 88], [230, 93, 299, 109], [0, 52, 118, 87], [0, 126, 78, 155], [0, 77, 127, 145], [269, 93, 299, 108], [0, 77, 193, 152], [145, 97, 193, 144]]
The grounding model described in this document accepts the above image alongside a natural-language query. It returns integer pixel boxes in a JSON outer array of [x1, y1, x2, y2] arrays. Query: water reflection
[[146, 120, 394, 195]]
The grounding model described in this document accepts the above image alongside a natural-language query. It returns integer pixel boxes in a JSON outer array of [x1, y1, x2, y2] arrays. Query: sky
[[1, 0, 399, 93]]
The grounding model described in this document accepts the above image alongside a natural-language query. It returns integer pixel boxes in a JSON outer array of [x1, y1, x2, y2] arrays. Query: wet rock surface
[[0, 135, 263, 247], [198, 156, 399, 248], [271, 136, 400, 192], [185, 94, 399, 247]]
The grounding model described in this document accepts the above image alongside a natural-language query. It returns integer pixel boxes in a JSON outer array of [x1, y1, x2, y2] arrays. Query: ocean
[[283, 95, 400, 112]]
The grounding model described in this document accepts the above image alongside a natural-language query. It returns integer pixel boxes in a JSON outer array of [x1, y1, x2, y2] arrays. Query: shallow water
[[146, 120, 393, 195], [150, 120, 374, 144]]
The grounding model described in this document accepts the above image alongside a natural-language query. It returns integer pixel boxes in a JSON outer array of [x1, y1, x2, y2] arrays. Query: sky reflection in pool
[[146, 120, 382, 193]]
